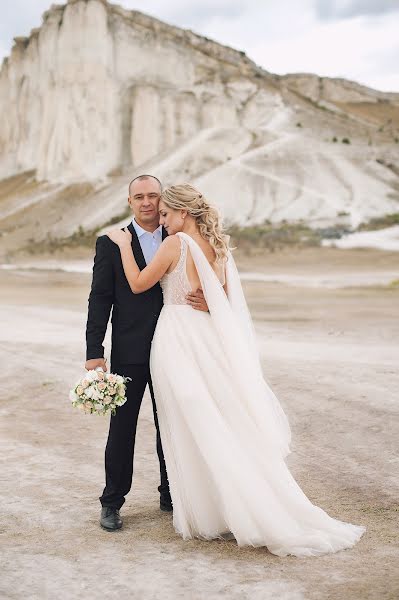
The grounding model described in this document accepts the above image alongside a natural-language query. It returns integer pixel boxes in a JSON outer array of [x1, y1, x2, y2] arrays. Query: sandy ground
[[1, 247, 398, 600]]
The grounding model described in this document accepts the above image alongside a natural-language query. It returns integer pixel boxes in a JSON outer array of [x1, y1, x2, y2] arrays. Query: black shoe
[[100, 506, 123, 531], [160, 497, 173, 513]]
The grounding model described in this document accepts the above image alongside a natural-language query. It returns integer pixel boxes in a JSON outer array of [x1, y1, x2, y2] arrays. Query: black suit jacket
[[86, 222, 167, 365]]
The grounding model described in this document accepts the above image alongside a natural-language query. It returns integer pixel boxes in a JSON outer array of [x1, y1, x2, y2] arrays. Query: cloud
[[246, 12, 399, 92], [360, 41, 399, 92], [315, 0, 399, 20]]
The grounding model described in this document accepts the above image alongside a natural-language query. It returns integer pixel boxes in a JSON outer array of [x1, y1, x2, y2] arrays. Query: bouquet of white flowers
[[69, 369, 130, 416]]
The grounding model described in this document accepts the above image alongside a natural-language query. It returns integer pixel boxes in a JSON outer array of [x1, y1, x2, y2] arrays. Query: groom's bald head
[[128, 174, 162, 197]]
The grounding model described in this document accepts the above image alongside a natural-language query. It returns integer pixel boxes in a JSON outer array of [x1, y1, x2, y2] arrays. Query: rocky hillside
[[0, 0, 398, 258]]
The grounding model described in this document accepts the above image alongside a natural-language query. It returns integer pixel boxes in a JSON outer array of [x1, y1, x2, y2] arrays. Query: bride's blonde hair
[[161, 184, 230, 261]]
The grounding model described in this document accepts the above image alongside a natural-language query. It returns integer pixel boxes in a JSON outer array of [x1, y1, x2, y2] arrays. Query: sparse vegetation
[[342, 137, 351, 144], [358, 213, 399, 232], [56, 225, 98, 248], [24, 226, 99, 254], [227, 222, 323, 252], [318, 226, 351, 239], [22, 207, 133, 255], [227, 220, 355, 253], [332, 136, 338, 143], [19, 210, 399, 258], [296, 122, 302, 128]]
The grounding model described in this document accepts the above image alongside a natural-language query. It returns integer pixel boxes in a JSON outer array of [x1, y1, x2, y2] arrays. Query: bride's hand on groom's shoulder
[[106, 227, 132, 247]]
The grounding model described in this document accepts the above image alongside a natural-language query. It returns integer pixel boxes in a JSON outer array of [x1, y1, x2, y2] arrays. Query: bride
[[106, 183, 365, 557]]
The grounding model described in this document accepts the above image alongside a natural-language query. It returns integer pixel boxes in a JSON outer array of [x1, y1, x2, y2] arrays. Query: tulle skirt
[[150, 305, 365, 557]]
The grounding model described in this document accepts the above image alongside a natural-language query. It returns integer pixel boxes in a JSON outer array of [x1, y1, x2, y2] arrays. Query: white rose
[[86, 370, 98, 382], [85, 386, 94, 399], [91, 388, 101, 401]]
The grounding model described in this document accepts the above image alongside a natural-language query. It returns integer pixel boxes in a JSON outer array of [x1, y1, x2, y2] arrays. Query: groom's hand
[[85, 358, 108, 371], [186, 289, 209, 312]]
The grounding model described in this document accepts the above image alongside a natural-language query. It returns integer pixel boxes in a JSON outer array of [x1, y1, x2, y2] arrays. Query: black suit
[[86, 222, 170, 509]]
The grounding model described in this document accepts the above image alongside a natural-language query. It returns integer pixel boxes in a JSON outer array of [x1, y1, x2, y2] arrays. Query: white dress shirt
[[131, 218, 163, 265]]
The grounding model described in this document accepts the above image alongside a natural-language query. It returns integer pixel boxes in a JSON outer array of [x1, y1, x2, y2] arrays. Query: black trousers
[[99, 362, 170, 509]]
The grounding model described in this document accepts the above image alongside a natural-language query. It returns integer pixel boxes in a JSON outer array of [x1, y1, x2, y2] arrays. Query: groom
[[85, 174, 208, 531]]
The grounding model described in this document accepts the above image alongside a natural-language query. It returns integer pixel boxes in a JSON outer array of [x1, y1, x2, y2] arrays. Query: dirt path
[[1, 257, 398, 600]]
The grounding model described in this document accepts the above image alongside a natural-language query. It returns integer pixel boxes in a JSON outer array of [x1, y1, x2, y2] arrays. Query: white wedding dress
[[150, 232, 365, 557]]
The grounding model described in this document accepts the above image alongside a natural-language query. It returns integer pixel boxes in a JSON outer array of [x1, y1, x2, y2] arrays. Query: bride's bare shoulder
[[160, 234, 181, 256], [162, 234, 181, 247]]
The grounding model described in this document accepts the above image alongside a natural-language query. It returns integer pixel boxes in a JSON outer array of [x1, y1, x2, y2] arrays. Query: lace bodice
[[160, 236, 192, 305]]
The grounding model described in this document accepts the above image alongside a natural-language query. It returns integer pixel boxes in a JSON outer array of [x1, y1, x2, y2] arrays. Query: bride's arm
[[107, 229, 180, 293]]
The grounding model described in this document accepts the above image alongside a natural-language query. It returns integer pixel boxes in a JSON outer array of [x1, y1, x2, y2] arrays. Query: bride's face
[[159, 200, 185, 234]]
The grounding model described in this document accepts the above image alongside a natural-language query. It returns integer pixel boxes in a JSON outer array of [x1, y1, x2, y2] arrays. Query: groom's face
[[128, 179, 161, 227]]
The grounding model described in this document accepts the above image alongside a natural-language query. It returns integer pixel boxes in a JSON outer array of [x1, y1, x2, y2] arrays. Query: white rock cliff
[[0, 0, 267, 182]]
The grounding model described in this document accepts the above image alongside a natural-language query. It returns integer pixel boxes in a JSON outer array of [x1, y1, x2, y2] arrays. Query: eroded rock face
[[0, 0, 270, 183], [281, 73, 399, 105]]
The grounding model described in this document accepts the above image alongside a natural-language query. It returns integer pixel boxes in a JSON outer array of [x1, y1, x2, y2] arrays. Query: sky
[[0, 0, 398, 92]]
